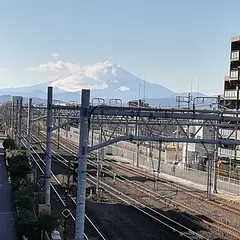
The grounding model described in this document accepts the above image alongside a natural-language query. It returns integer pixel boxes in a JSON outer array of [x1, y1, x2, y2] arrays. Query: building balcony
[[224, 89, 240, 99], [218, 147, 235, 158], [231, 50, 240, 61], [220, 128, 240, 140], [220, 128, 237, 139], [230, 70, 239, 80]]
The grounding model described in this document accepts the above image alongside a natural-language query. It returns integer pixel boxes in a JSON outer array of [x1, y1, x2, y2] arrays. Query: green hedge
[[3, 138, 59, 239], [3, 137, 16, 150]]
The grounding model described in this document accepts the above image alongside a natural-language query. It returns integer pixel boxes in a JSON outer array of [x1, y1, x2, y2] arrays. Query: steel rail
[[21, 136, 107, 240]]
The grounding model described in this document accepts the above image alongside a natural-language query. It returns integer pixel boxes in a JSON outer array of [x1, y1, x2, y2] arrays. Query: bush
[[37, 213, 59, 234], [5, 147, 60, 239], [13, 192, 34, 210], [3, 137, 16, 150], [15, 210, 38, 239], [5, 150, 31, 181], [8, 160, 31, 182], [6, 149, 27, 161]]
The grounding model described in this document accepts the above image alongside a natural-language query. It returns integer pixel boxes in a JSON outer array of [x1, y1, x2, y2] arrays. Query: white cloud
[[29, 61, 117, 75], [29, 61, 81, 73], [51, 52, 58, 57], [28, 60, 119, 92], [0, 68, 8, 71]]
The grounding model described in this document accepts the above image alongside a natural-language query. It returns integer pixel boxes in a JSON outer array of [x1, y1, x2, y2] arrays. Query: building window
[[224, 90, 237, 98], [230, 70, 238, 78], [231, 51, 239, 60]]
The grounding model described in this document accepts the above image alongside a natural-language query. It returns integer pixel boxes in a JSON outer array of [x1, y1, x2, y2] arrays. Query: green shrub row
[[3, 138, 59, 240]]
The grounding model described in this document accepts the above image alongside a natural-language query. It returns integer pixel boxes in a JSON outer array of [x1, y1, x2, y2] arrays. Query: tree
[[6, 150, 28, 167], [13, 192, 34, 209], [8, 160, 31, 181], [3, 137, 16, 150], [15, 210, 38, 239], [37, 213, 59, 234]]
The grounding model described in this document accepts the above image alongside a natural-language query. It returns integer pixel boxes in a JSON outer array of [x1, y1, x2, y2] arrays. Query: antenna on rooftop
[[190, 76, 193, 97], [138, 77, 141, 107], [143, 72, 146, 102], [197, 76, 200, 97]]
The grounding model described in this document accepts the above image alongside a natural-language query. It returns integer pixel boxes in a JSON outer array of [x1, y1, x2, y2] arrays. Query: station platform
[[108, 155, 240, 204], [0, 145, 18, 240]]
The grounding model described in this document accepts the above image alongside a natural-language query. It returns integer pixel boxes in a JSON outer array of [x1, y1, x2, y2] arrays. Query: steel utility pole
[[96, 115, 103, 201], [26, 98, 32, 158], [15, 99, 19, 142], [213, 95, 220, 193], [45, 87, 53, 206], [135, 100, 140, 168], [75, 89, 90, 240], [57, 114, 60, 149], [157, 141, 162, 173], [18, 97, 23, 150], [206, 153, 213, 199]]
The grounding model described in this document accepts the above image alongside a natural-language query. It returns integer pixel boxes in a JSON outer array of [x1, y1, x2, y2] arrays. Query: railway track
[[100, 160, 240, 240], [21, 135, 107, 240], [86, 173, 207, 240], [26, 128, 240, 239], [49, 132, 240, 239], [27, 130, 208, 239], [52, 133, 240, 212], [106, 159, 240, 215]]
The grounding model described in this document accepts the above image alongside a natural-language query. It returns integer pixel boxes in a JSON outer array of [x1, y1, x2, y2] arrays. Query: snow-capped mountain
[[47, 61, 175, 99], [0, 61, 204, 104]]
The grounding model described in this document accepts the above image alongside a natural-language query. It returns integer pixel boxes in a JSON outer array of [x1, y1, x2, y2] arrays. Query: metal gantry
[[3, 87, 240, 240]]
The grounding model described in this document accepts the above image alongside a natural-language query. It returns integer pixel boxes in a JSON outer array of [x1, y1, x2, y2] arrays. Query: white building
[[182, 122, 214, 166]]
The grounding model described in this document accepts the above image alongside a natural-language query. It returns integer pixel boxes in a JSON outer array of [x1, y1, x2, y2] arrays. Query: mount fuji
[[0, 61, 203, 106]]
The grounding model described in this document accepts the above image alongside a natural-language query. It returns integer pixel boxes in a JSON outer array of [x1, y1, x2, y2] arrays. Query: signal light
[[73, 163, 78, 182]]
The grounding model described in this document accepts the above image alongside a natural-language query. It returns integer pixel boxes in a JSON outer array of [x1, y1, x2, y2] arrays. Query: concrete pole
[[206, 153, 213, 199], [38, 106, 41, 134], [26, 98, 32, 158], [96, 150, 100, 201], [185, 125, 189, 168], [57, 115, 60, 149], [44, 87, 53, 206], [18, 97, 23, 150], [100, 117, 104, 168], [75, 89, 90, 240], [213, 96, 220, 193], [157, 141, 162, 173], [91, 115, 94, 147], [10, 101, 14, 139], [96, 117, 103, 201], [126, 116, 129, 136], [15, 99, 19, 142], [175, 126, 179, 161]]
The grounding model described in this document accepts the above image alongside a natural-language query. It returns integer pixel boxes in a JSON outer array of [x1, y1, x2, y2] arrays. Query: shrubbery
[[3, 136, 16, 150], [2, 138, 59, 239]]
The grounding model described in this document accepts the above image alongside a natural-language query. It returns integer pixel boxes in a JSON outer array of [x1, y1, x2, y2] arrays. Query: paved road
[[0, 145, 18, 240]]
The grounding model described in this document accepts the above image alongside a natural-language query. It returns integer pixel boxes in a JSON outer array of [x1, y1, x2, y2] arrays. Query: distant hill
[[0, 61, 205, 104]]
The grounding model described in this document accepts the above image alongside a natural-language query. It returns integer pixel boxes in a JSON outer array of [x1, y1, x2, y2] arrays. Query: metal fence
[[60, 129, 240, 196]]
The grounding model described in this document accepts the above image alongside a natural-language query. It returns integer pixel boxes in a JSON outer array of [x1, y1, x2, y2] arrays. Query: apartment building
[[219, 36, 240, 162], [222, 36, 240, 109]]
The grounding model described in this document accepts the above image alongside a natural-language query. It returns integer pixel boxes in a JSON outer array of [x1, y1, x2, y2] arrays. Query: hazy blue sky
[[0, 0, 240, 95]]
